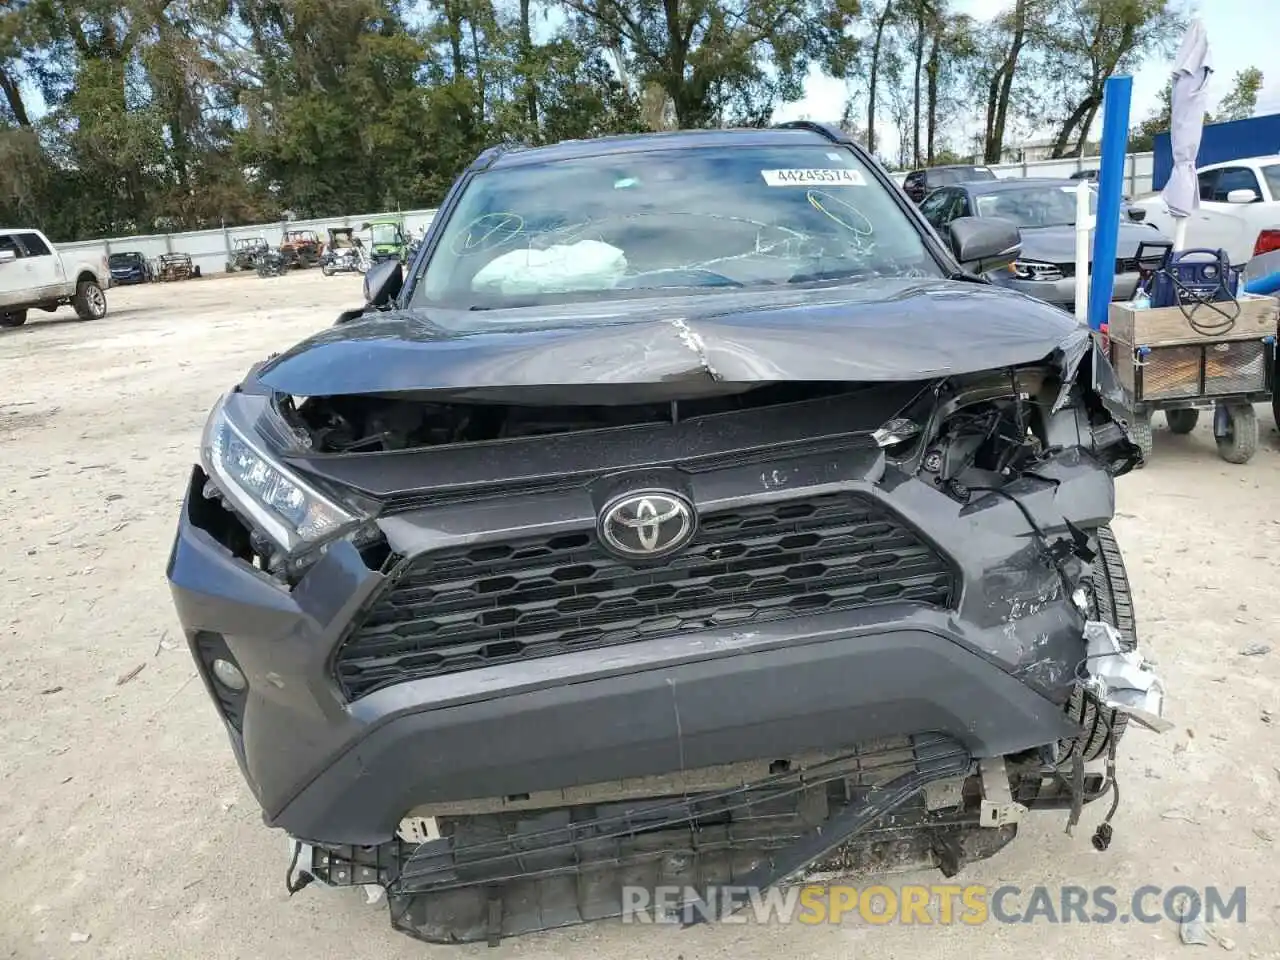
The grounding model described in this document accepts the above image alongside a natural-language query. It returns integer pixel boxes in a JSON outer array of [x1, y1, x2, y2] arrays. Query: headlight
[[201, 396, 358, 553], [1008, 259, 1064, 281]]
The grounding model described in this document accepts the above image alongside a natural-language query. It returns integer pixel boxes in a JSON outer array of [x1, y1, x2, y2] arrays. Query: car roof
[[483, 127, 844, 169], [959, 177, 1079, 194], [1199, 154, 1280, 172]]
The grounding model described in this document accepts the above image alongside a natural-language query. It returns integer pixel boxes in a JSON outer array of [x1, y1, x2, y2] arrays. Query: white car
[[1131, 155, 1280, 278], [0, 228, 112, 328]]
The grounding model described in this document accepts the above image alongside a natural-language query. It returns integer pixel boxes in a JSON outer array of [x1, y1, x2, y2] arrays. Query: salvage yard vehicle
[[157, 252, 202, 281], [280, 229, 323, 268], [1131, 155, 1280, 273], [166, 123, 1166, 946], [108, 250, 153, 285], [0, 228, 110, 327], [319, 227, 370, 275], [901, 163, 997, 203], [364, 217, 409, 263], [920, 178, 1173, 309], [255, 248, 286, 278], [226, 237, 269, 273]]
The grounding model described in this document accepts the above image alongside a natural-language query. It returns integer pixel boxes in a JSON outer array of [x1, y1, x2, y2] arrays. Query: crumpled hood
[[257, 277, 1090, 398]]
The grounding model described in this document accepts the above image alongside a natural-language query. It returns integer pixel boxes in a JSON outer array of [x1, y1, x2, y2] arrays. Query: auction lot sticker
[[761, 168, 867, 187]]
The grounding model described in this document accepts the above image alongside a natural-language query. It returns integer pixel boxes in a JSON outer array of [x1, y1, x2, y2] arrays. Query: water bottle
[[1130, 289, 1150, 311]]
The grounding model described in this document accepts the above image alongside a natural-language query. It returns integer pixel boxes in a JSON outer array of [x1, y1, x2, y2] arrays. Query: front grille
[[334, 492, 956, 700]]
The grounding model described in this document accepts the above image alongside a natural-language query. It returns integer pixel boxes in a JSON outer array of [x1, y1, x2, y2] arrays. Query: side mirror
[[363, 258, 403, 307], [0, 249, 16, 264], [1226, 188, 1258, 204], [1126, 207, 1147, 223], [946, 216, 1022, 273]]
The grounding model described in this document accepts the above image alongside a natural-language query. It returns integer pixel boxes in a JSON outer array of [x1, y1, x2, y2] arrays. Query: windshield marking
[[761, 168, 866, 187]]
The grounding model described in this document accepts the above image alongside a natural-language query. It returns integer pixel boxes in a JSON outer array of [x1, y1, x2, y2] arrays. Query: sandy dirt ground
[[2, 271, 1279, 960]]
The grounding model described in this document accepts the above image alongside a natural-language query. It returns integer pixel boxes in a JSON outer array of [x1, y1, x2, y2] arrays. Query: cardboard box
[[1107, 293, 1278, 348]]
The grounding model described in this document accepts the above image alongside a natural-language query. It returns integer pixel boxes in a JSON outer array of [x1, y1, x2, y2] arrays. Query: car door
[[919, 189, 954, 230], [0, 233, 34, 308], [1187, 166, 1267, 264], [17, 232, 64, 300], [931, 189, 969, 231]]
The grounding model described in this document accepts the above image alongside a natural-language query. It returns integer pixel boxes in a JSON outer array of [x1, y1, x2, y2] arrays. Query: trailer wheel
[[1216, 403, 1257, 464], [0, 309, 28, 327], [1165, 408, 1199, 434], [1129, 415, 1152, 465]]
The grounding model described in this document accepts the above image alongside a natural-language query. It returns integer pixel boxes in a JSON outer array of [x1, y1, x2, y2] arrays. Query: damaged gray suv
[[165, 122, 1168, 945]]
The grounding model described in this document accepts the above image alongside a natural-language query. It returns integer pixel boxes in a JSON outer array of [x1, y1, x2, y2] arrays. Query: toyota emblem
[[598, 490, 697, 560]]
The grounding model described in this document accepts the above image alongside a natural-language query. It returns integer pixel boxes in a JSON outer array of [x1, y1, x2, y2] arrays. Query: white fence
[[891, 151, 1156, 196], [57, 208, 439, 278]]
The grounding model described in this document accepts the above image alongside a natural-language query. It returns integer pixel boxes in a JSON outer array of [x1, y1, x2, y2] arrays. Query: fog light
[[212, 658, 247, 691]]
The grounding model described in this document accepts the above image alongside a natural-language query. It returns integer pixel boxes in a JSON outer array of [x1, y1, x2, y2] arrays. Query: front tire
[[0, 309, 28, 328], [1129, 415, 1153, 465], [72, 280, 107, 321], [1063, 525, 1134, 760]]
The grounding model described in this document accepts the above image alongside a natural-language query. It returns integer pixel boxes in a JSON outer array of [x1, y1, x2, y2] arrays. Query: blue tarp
[[1152, 112, 1280, 190]]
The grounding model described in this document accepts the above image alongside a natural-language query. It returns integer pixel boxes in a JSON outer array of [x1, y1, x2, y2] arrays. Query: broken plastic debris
[[1239, 643, 1271, 657], [1082, 620, 1173, 733], [1180, 916, 1210, 946], [69, 932, 91, 944], [871, 417, 921, 448]]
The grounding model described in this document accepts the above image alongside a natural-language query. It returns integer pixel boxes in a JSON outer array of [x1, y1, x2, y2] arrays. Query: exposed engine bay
[[278, 364, 1134, 484]]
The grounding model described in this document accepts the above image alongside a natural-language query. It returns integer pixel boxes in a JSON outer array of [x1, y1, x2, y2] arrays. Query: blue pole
[[1088, 75, 1134, 331]]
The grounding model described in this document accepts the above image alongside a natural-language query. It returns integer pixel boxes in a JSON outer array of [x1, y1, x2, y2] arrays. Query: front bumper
[[168, 448, 1114, 847]]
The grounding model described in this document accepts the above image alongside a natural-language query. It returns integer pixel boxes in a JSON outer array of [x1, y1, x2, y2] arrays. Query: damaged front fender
[[1051, 328, 1142, 475]]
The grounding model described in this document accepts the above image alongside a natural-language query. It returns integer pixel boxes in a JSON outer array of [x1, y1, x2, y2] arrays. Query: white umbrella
[[1162, 19, 1212, 251]]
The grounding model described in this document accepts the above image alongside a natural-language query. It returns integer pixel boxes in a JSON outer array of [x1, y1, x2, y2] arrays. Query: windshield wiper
[[786, 266, 874, 285]]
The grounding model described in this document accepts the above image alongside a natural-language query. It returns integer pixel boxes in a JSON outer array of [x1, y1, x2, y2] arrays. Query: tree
[[975, 0, 1038, 164], [559, 0, 861, 129], [1215, 66, 1262, 122], [861, 0, 896, 155], [1043, 0, 1184, 158], [1128, 83, 1170, 152]]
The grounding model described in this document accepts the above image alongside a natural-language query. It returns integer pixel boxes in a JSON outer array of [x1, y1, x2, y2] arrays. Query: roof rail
[[772, 120, 852, 145], [470, 138, 534, 172]]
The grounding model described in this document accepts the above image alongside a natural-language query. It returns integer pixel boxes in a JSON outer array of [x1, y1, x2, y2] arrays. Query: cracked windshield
[[415, 145, 943, 309]]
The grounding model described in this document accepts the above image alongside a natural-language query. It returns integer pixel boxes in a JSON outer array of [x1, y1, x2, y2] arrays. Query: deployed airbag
[[471, 240, 628, 295]]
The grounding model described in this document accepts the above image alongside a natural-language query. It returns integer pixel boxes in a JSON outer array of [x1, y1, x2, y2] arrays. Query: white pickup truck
[[0, 228, 111, 328], [1131, 155, 1280, 277]]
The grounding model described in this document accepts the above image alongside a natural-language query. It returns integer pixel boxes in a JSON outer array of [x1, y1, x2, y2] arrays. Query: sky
[[774, 0, 1279, 159]]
